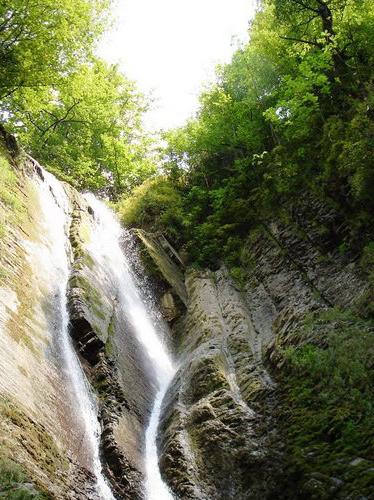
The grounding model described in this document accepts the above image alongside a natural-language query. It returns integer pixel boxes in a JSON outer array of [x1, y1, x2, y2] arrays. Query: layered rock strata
[[66, 193, 153, 498], [135, 208, 369, 499], [0, 135, 155, 498], [0, 146, 96, 497]]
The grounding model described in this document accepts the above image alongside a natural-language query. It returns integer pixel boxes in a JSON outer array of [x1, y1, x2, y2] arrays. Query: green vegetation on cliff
[[0, 457, 48, 499], [0, 143, 24, 251], [118, 0, 374, 269], [270, 307, 374, 498], [115, 3, 374, 495], [117, 177, 185, 243]]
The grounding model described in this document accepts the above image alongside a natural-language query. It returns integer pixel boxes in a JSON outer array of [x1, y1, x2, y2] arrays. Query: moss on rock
[[268, 307, 374, 498], [0, 457, 49, 499], [0, 397, 71, 497]]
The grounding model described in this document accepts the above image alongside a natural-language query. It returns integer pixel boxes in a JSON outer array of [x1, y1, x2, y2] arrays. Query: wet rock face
[[134, 229, 188, 308], [158, 269, 281, 499], [0, 152, 99, 497], [160, 291, 180, 322], [145, 212, 367, 499], [243, 217, 368, 355], [0, 138, 155, 498], [65, 194, 153, 499], [1, 131, 369, 499]]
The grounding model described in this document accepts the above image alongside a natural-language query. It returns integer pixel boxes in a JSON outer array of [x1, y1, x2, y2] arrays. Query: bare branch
[[280, 36, 322, 47], [0, 86, 21, 100], [289, 0, 320, 14], [40, 100, 82, 143]]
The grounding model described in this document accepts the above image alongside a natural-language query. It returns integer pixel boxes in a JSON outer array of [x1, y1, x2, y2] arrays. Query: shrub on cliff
[[116, 177, 185, 244]]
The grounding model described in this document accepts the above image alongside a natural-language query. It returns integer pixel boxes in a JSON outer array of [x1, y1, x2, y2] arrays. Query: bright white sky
[[99, 0, 256, 132]]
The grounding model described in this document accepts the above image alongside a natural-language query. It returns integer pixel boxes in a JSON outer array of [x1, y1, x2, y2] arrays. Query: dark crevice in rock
[[68, 307, 144, 499], [66, 200, 144, 499], [69, 318, 105, 365]]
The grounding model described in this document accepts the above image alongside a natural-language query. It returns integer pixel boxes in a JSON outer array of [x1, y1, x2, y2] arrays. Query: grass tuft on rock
[[0, 457, 48, 499]]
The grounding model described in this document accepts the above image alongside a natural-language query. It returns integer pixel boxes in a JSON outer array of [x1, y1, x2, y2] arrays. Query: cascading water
[[33, 167, 114, 500], [84, 194, 175, 500]]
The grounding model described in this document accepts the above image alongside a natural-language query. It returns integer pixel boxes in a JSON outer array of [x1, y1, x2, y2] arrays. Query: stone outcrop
[[135, 229, 188, 307], [135, 202, 370, 499], [65, 194, 154, 498], [157, 268, 281, 499], [0, 136, 155, 498], [0, 145, 96, 496]]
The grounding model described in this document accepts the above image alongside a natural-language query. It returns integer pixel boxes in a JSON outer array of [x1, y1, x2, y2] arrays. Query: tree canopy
[[119, 0, 374, 266], [1, 0, 155, 197]]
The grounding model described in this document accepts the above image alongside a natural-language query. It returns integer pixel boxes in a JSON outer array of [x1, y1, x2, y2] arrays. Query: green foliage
[[1, 1, 154, 197], [0, 148, 24, 241], [11, 60, 155, 196], [275, 308, 374, 497], [321, 88, 374, 214], [0, 457, 48, 499], [116, 178, 185, 243], [355, 242, 374, 318], [154, 0, 374, 267], [0, 0, 107, 99], [0, 153, 17, 209]]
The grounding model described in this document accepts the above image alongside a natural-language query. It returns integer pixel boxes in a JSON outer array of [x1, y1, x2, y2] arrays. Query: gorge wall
[[0, 130, 373, 500], [0, 131, 158, 498], [134, 207, 373, 499]]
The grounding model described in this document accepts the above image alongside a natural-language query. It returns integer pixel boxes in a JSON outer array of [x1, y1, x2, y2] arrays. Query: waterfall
[[84, 194, 175, 500], [34, 168, 114, 500]]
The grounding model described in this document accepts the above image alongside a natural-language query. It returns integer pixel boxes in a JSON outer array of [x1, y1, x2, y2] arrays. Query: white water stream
[[34, 169, 114, 499], [84, 195, 175, 500], [30, 164, 173, 498]]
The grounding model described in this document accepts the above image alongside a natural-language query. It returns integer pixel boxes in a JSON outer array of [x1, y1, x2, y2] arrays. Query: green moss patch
[[271, 308, 374, 497], [185, 356, 229, 405], [0, 457, 49, 499], [4, 252, 40, 355], [0, 398, 68, 476], [0, 398, 69, 498], [70, 274, 106, 321], [0, 154, 19, 209], [0, 149, 26, 243]]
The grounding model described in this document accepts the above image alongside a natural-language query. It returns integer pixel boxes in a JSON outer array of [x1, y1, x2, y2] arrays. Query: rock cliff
[[135, 209, 373, 499], [0, 134, 154, 498], [0, 129, 372, 499], [0, 141, 95, 497]]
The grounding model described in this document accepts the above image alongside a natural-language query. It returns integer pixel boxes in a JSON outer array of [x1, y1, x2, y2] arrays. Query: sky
[[99, 0, 257, 132]]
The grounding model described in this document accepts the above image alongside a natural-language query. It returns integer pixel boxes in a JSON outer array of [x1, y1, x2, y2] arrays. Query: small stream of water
[[35, 169, 114, 500], [84, 195, 175, 500]]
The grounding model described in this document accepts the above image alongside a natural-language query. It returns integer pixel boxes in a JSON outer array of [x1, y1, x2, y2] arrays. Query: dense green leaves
[[11, 60, 154, 195], [0, 0, 107, 100], [1, 0, 154, 197], [131, 0, 374, 267]]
